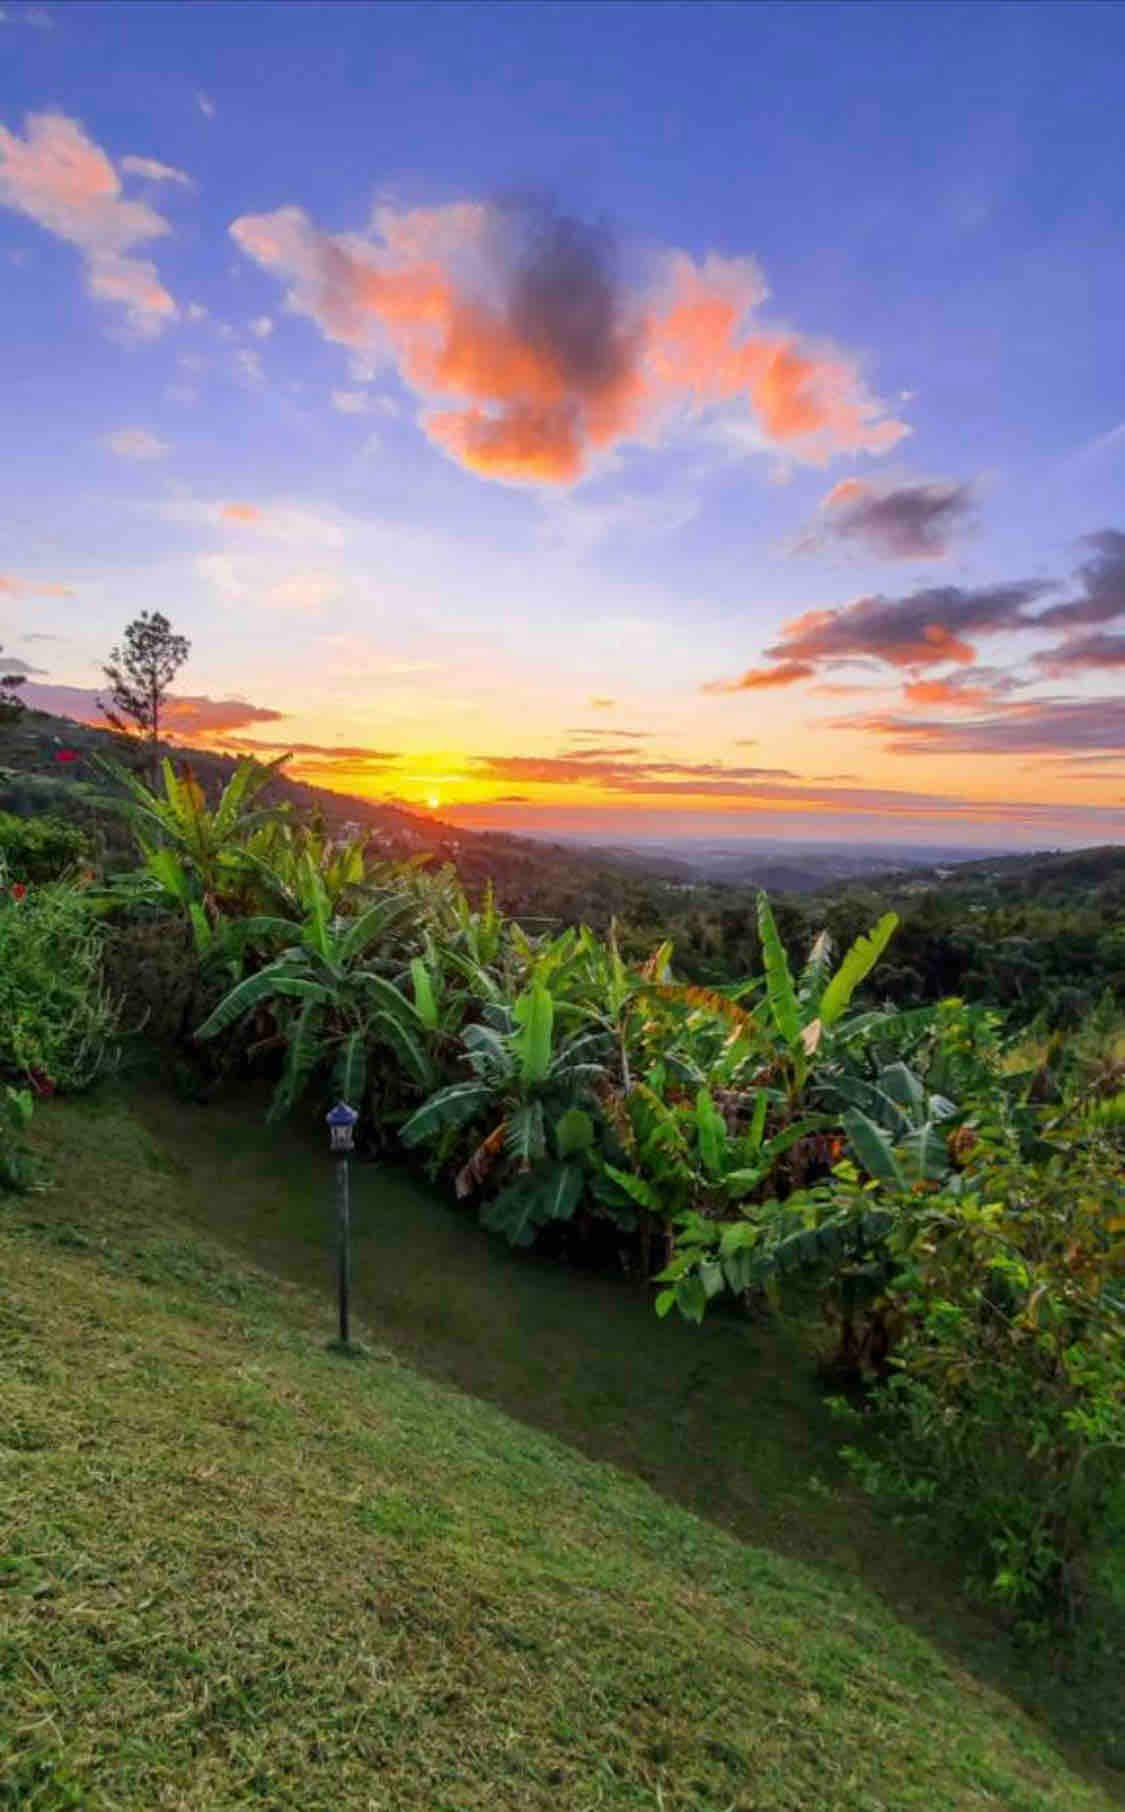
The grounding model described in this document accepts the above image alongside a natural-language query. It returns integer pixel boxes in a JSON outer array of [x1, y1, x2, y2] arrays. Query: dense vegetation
[[2, 738, 1121, 1645]]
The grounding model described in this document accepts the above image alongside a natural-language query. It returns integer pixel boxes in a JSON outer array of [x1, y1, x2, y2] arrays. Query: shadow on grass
[[49, 1083, 1125, 1799]]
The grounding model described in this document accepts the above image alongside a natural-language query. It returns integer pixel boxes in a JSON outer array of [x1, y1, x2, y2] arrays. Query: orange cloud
[[220, 502, 262, 523], [824, 478, 871, 508], [0, 111, 177, 333], [0, 573, 72, 598], [230, 198, 907, 484], [701, 659, 815, 694], [904, 677, 995, 707]]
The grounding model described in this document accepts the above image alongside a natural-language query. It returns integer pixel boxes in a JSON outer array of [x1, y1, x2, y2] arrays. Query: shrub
[[0, 883, 118, 1091], [0, 1084, 35, 1192], [0, 809, 89, 884], [839, 1131, 1125, 1628]]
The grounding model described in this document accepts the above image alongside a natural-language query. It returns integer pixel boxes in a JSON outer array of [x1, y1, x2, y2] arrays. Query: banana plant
[[195, 877, 436, 1120], [400, 978, 606, 1245], [96, 753, 288, 934], [755, 892, 899, 1096]]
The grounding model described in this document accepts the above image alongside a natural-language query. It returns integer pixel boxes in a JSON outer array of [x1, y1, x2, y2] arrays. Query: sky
[[1, 0, 1122, 848]]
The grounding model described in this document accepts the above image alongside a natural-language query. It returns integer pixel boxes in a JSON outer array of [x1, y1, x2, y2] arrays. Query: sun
[[426, 793, 441, 811]]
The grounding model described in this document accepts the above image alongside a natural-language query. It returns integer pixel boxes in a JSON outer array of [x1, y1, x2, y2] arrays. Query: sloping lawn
[[1, 1086, 1120, 1810]]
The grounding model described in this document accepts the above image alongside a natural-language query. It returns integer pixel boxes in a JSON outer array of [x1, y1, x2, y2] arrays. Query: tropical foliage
[[2, 753, 1121, 1624]]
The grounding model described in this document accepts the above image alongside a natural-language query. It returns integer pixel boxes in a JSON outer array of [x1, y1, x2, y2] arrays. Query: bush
[[0, 809, 89, 883], [0, 883, 118, 1091], [840, 1132, 1125, 1629]]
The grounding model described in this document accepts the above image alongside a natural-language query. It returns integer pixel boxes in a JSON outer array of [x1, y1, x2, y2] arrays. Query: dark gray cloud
[[840, 696, 1125, 756], [1034, 630, 1125, 675], [806, 478, 975, 560], [1034, 529, 1125, 630], [765, 582, 1052, 670]]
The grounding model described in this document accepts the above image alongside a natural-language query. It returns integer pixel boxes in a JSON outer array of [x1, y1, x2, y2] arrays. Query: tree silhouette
[[100, 611, 190, 783], [0, 645, 27, 724]]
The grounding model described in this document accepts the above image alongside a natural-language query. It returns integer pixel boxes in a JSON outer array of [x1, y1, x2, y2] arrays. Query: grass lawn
[[2, 1084, 1121, 1810]]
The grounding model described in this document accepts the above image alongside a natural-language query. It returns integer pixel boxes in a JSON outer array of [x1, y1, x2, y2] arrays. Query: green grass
[[2, 1086, 1122, 1810]]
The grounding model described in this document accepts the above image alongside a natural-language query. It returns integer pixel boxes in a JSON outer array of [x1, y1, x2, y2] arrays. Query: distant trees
[[100, 611, 190, 783], [0, 645, 27, 724]]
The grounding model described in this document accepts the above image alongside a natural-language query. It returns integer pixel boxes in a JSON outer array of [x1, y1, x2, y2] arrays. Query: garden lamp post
[[326, 1102, 359, 1347]]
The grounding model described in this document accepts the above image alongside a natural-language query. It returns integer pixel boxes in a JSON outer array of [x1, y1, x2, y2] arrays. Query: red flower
[[55, 748, 79, 764], [28, 1069, 55, 1098], [10, 882, 27, 901]]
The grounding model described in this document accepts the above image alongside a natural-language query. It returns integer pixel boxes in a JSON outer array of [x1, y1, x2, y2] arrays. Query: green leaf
[[511, 983, 554, 1087], [695, 1087, 726, 1176], [506, 1100, 546, 1165], [340, 893, 415, 961], [334, 1030, 367, 1109], [878, 1061, 925, 1115], [756, 892, 800, 1045], [818, 912, 898, 1028], [187, 901, 213, 956], [843, 1108, 905, 1187], [481, 1162, 583, 1247], [555, 1105, 595, 1157], [900, 1121, 951, 1183], [195, 972, 331, 1041], [269, 998, 325, 1121], [748, 1087, 768, 1152], [400, 1082, 491, 1146], [410, 957, 440, 1030], [604, 1164, 660, 1212], [675, 1274, 708, 1324]]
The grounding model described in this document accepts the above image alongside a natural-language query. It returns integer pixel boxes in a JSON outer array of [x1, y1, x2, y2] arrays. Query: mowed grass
[[1, 1089, 1121, 1810]]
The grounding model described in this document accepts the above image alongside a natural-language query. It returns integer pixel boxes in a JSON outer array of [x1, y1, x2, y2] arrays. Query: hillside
[[2, 1087, 1122, 1810]]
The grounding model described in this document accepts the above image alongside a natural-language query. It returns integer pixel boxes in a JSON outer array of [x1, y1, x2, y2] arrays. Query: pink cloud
[[701, 659, 816, 694], [229, 197, 907, 484], [0, 111, 177, 333], [0, 573, 72, 598]]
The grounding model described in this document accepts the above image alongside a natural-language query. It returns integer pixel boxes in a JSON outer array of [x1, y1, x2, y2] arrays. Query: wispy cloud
[[21, 683, 283, 739], [0, 572, 73, 598], [104, 427, 167, 460], [196, 92, 216, 120], [1034, 630, 1125, 675], [230, 195, 906, 484], [119, 155, 194, 189], [0, 112, 179, 333], [839, 696, 1125, 756], [702, 659, 815, 694]]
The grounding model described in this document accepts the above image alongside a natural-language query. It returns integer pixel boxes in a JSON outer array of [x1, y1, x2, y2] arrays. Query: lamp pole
[[326, 1102, 359, 1348]]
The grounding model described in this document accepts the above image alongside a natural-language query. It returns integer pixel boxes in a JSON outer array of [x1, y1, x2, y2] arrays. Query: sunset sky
[[1, 1, 1122, 846]]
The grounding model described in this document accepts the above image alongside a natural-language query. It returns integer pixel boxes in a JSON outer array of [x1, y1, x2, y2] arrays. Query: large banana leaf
[[400, 1081, 491, 1146], [817, 912, 899, 1028], [410, 957, 440, 1030], [842, 1108, 905, 1187], [340, 893, 415, 961], [511, 983, 554, 1087], [333, 1030, 368, 1109], [756, 892, 800, 1045], [695, 1088, 727, 1176], [269, 998, 326, 1121], [195, 971, 332, 1040], [481, 1161, 584, 1247], [900, 1120, 953, 1182]]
